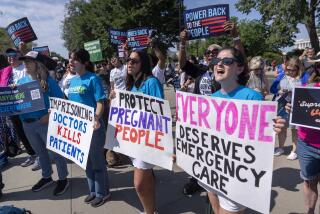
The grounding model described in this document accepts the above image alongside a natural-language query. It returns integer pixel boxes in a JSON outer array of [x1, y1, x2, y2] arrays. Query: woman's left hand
[[273, 116, 286, 134], [39, 114, 50, 124], [93, 118, 101, 130]]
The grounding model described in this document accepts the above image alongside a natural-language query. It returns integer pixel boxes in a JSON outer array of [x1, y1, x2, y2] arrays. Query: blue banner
[[127, 27, 149, 49], [0, 81, 45, 116], [6, 17, 38, 47], [32, 46, 50, 56], [108, 28, 127, 45], [183, 4, 230, 40]]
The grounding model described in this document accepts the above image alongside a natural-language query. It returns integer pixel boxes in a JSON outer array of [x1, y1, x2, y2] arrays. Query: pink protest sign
[[175, 91, 277, 214]]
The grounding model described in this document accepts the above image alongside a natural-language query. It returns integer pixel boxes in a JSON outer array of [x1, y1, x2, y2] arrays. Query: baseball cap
[[5, 48, 21, 57], [19, 51, 57, 70]]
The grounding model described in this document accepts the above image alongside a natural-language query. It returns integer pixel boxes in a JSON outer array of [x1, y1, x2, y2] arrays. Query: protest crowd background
[[0, 0, 320, 214]]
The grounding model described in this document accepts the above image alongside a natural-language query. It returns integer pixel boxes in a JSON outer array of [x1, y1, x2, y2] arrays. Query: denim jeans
[[86, 120, 110, 198], [297, 139, 320, 180], [23, 120, 68, 180]]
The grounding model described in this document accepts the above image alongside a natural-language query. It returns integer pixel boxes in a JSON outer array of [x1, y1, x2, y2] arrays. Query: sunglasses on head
[[211, 57, 239, 66], [205, 49, 219, 55], [126, 58, 140, 64]]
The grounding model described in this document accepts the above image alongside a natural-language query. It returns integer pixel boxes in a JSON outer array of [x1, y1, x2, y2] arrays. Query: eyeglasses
[[211, 57, 239, 66], [126, 58, 140, 64]]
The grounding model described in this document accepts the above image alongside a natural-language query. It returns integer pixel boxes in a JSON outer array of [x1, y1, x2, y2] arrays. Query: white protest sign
[[105, 90, 173, 170], [175, 91, 277, 214], [47, 97, 94, 170]]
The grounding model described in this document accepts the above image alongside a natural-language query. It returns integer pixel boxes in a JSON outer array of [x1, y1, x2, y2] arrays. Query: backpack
[[0, 205, 31, 214]]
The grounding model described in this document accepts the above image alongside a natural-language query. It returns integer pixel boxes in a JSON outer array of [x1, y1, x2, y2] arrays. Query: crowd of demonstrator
[[0, 22, 319, 214]]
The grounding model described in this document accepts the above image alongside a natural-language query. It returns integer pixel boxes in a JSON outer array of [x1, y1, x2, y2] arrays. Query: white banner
[[175, 91, 277, 214], [47, 97, 94, 170], [105, 90, 173, 170]]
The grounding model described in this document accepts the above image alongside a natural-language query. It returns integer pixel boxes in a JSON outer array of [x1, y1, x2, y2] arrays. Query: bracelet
[[233, 36, 240, 41]]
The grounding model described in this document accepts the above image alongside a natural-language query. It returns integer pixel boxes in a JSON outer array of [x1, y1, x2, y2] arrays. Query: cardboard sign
[[290, 86, 320, 130], [184, 4, 230, 40], [109, 28, 127, 45], [127, 28, 149, 49], [175, 91, 277, 214], [6, 17, 38, 47], [84, 40, 103, 62], [0, 81, 45, 116], [105, 90, 173, 170], [47, 97, 94, 169], [32, 46, 50, 56]]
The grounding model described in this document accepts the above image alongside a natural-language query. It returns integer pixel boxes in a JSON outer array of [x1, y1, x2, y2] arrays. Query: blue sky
[[0, 0, 308, 58]]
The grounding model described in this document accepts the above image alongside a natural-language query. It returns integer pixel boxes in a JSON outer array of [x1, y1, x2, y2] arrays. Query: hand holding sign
[[223, 21, 238, 38], [184, 4, 230, 40], [179, 29, 188, 45], [6, 17, 37, 47]]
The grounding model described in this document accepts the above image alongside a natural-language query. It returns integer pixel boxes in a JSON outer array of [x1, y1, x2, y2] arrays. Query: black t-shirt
[[182, 61, 220, 95]]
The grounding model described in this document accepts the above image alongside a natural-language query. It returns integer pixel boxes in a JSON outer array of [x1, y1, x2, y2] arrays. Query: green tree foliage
[[236, 0, 320, 52], [0, 28, 12, 54], [62, 0, 182, 58]]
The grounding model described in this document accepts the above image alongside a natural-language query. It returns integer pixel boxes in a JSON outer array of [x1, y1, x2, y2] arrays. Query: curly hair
[[218, 47, 249, 86]]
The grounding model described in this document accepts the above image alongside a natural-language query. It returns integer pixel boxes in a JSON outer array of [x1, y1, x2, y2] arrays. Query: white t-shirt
[[152, 64, 165, 84], [110, 64, 127, 90], [59, 72, 77, 97], [12, 63, 26, 84]]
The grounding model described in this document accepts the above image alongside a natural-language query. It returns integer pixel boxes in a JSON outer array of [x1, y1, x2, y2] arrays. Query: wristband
[[233, 36, 240, 41]]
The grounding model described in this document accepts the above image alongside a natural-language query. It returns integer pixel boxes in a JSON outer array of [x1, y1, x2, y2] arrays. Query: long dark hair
[[69, 49, 94, 72], [126, 50, 153, 90], [218, 47, 249, 86], [0, 54, 9, 70]]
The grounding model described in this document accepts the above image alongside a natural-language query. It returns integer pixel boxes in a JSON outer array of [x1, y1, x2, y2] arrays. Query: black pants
[[0, 171, 3, 190], [10, 116, 35, 156]]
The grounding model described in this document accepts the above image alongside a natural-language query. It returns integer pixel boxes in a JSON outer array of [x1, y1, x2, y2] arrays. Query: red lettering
[[57, 125, 63, 135], [145, 130, 154, 148], [76, 132, 81, 144], [138, 130, 146, 144], [311, 108, 320, 116], [114, 124, 123, 137], [130, 128, 138, 143], [122, 126, 130, 141], [155, 131, 164, 151]]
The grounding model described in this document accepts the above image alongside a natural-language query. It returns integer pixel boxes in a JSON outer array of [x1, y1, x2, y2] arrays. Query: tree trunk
[[304, 0, 320, 53], [305, 22, 320, 53]]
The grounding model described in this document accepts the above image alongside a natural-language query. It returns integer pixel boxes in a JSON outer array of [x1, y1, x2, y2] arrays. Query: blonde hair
[[249, 56, 264, 70], [31, 61, 49, 91], [286, 57, 303, 79]]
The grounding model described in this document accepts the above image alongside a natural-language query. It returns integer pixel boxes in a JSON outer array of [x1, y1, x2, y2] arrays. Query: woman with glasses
[[207, 47, 285, 214], [286, 58, 320, 214], [247, 56, 269, 99], [68, 49, 110, 207], [274, 57, 302, 160], [125, 50, 163, 214]]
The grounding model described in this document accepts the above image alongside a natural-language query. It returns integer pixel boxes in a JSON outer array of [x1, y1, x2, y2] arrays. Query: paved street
[[0, 85, 316, 214]]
